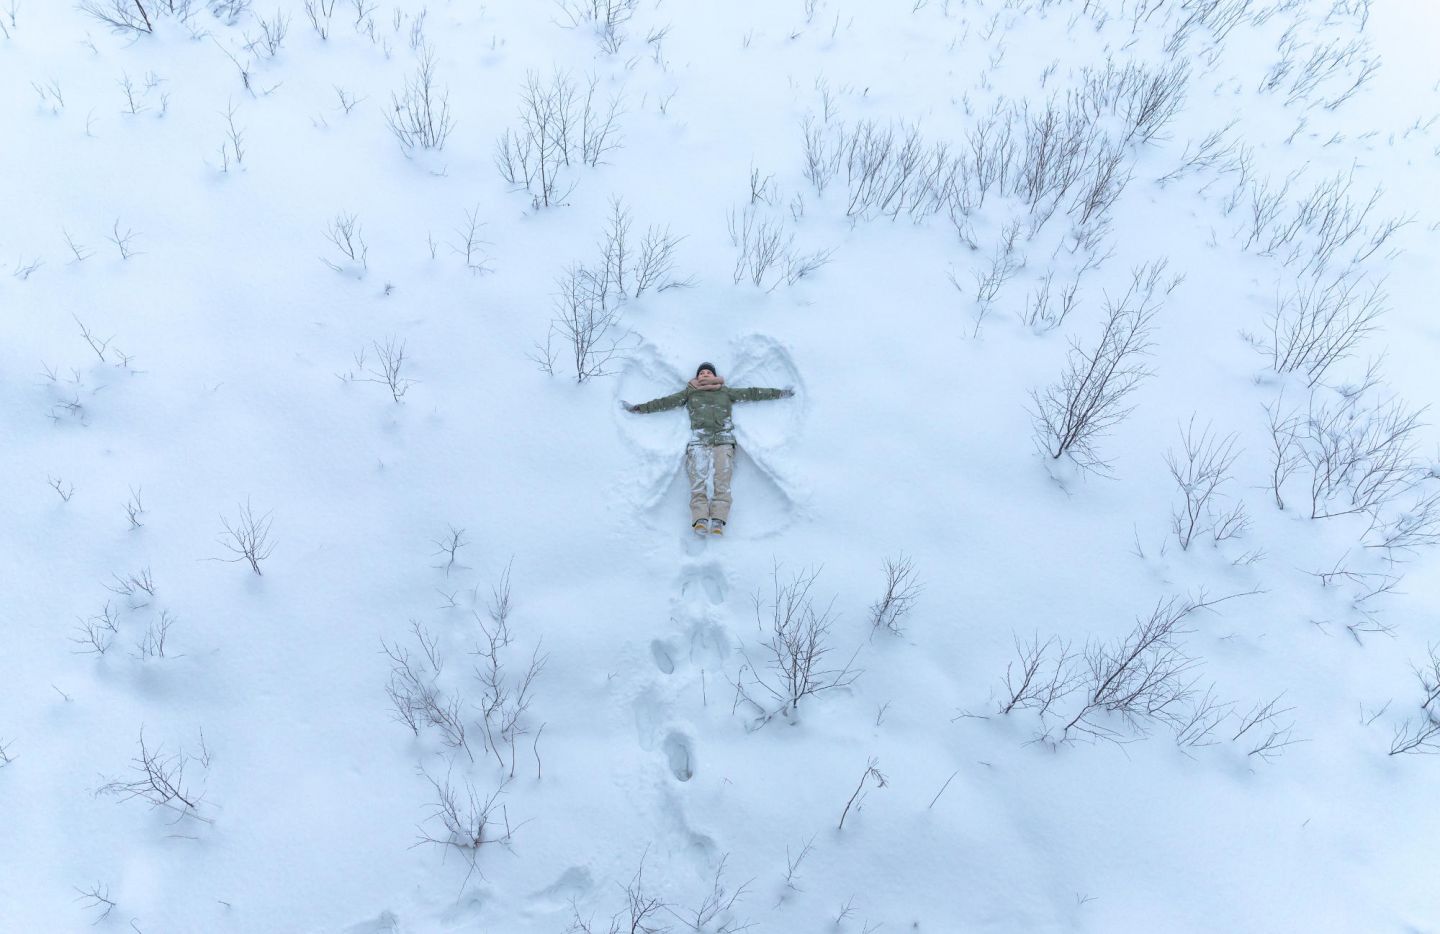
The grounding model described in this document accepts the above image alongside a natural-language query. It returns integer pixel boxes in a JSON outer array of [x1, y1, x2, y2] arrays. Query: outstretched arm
[[626, 389, 689, 414], [729, 386, 794, 403]]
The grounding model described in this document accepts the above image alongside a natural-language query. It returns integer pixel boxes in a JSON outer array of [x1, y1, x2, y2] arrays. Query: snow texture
[[4, 0, 1440, 931]]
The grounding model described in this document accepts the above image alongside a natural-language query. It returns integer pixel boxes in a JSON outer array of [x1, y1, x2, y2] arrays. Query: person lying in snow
[[623, 362, 794, 536]]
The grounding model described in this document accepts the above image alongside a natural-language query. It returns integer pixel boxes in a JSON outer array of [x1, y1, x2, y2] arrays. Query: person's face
[[699, 368, 716, 379]]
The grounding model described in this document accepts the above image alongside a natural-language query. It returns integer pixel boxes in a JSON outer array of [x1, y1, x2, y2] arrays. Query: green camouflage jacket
[[631, 385, 788, 446]]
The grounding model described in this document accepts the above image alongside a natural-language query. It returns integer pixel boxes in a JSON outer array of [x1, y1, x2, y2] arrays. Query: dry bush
[[1030, 260, 1179, 475], [733, 565, 861, 727]]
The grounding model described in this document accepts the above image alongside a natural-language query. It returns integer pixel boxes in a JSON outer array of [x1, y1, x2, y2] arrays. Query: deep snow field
[[4, 0, 1440, 931]]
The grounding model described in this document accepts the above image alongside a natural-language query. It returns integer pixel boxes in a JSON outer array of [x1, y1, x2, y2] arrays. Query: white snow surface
[[4, 1, 1440, 931]]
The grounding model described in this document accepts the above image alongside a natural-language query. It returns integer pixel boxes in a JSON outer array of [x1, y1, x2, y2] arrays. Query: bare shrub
[[431, 525, 469, 576], [733, 565, 862, 727], [415, 769, 515, 884], [216, 498, 276, 575], [1048, 592, 1254, 744], [728, 203, 792, 290], [495, 70, 621, 209], [568, 855, 670, 934], [385, 568, 545, 771], [472, 566, 548, 775], [1259, 28, 1379, 110], [449, 204, 490, 274], [385, 45, 453, 153], [1155, 121, 1238, 186], [1165, 417, 1242, 550], [244, 8, 288, 56], [49, 475, 76, 501], [1060, 598, 1195, 742], [1231, 693, 1300, 760], [1291, 389, 1427, 520], [208, 0, 251, 21], [1030, 260, 1178, 474], [1254, 272, 1385, 386], [869, 554, 923, 636], [1389, 645, 1440, 755], [1365, 488, 1440, 556], [80, 0, 162, 34], [135, 610, 176, 659], [1239, 170, 1405, 277], [97, 728, 210, 822], [598, 197, 686, 299], [557, 0, 638, 54], [960, 221, 1023, 336], [535, 201, 683, 380], [1018, 270, 1082, 333], [321, 211, 368, 275], [997, 632, 1080, 717], [73, 884, 117, 923], [383, 621, 473, 761], [801, 60, 1180, 243], [664, 855, 752, 932], [71, 601, 121, 655], [105, 567, 157, 605], [344, 337, 414, 402], [124, 484, 145, 529], [303, 0, 335, 38], [537, 263, 632, 381]]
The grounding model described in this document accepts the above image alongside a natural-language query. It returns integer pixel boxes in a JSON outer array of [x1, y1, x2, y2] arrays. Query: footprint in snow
[[651, 639, 676, 674], [528, 866, 594, 914], [663, 732, 695, 782], [679, 564, 726, 605]]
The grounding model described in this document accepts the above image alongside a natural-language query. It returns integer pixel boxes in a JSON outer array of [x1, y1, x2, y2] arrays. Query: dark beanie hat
[[696, 362, 717, 376]]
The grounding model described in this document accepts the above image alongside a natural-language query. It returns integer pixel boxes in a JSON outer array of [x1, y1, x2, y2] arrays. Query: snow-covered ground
[[4, 0, 1440, 931]]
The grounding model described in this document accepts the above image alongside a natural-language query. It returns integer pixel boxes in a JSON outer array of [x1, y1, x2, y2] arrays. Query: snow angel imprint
[[623, 362, 793, 536]]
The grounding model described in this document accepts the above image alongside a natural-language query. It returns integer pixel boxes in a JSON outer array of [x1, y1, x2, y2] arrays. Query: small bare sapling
[[449, 205, 490, 274], [216, 498, 275, 574], [733, 564, 862, 727], [73, 884, 117, 923], [1030, 260, 1178, 475], [97, 728, 210, 822], [431, 525, 469, 576], [344, 337, 414, 402], [556, 0, 639, 54], [414, 770, 515, 885], [383, 621, 473, 760], [71, 601, 121, 655], [869, 554, 923, 636], [321, 212, 368, 275], [664, 854, 752, 933], [837, 757, 887, 830], [135, 610, 176, 659], [385, 44, 453, 153], [536, 263, 633, 382], [1254, 272, 1385, 387], [1231, 693, 1300, 760], [106, 566, 157, 605], [567, 852, 670, 934], [1165, 417, 1242, 550], [304, 0, 336, 39], [124, 485, 145, 529]]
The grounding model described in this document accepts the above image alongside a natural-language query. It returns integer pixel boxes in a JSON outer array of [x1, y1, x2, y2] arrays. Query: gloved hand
[[620, 400, 636, 412], [781, 387, 795, 398]]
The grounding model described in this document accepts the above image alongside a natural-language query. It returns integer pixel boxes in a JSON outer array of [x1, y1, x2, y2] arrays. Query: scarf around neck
[[688, 374, 725, 391]]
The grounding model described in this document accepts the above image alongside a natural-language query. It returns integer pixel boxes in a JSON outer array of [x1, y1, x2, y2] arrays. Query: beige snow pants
[[686, 442, 735, 523]]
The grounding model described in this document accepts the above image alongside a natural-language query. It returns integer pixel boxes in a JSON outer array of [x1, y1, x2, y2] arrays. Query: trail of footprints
[[644, 559, 729, 783]]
